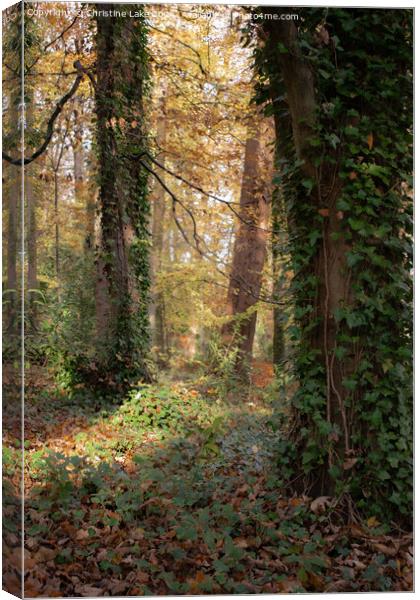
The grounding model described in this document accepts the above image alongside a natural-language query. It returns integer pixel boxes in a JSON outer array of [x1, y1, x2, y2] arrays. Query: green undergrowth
[[2, 381, 411, 593]]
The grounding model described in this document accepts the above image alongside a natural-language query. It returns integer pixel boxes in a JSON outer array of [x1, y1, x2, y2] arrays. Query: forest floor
[[2, 364, 413, 596]]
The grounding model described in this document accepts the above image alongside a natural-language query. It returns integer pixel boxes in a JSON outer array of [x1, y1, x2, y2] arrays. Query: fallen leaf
[[75, 584, 104, 597], [75, 529, 89, 540], [3, 572, 22, 596], [233, 536, 249, 548], [278, 577, 301, 592], [34, 546, 56, 563], [24, 577, 45, 597], [307, 571, 325, 591], [108, 579, 127, 594], [371, 542, 397, 556], [131, 527, 145, 540], [291, 497, 305, 507], [310, 496, 331, 514], [367, 516, 380, 528]]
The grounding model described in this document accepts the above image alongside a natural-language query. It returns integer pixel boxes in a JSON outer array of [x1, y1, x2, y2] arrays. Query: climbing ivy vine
[[94, 6, 152, 387], [253, 8, 413, 521]]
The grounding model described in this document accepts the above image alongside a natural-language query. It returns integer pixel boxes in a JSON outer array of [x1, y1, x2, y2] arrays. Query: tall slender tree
[[222, 123, 269, 379], [149, 93, 168, 357], [4, 159, 19, 336], [26, 166, 38, 328]]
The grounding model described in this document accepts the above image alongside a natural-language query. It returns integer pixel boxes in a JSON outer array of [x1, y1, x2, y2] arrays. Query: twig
[[149, 24, 207, 75]]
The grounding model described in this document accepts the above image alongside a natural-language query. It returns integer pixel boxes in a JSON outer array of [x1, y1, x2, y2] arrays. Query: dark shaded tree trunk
[[271, 98, 293, 369], [95, 10, 129, 339], [261, 11, 413, 516], [222, 130, 269, 380], [271, 189, 286, 367], [264, 18, 350, 494]]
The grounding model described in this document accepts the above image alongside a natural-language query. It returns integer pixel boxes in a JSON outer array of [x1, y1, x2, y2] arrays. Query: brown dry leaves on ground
[[2, 371, 413, 596]]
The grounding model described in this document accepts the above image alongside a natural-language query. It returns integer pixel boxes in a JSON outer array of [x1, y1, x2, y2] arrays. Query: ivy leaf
[[277, 42, 289, 54]]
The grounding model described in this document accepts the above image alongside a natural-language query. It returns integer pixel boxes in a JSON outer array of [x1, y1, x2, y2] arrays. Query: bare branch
[[2, 64, 85, 167], [149, 24, 207, 75], [144, 151, 278, 234], [26, 14, 80, 73], [141, 159, 289, 306]]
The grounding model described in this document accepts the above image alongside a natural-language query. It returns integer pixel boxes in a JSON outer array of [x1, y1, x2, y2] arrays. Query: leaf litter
[[2, 377, 413, 596]]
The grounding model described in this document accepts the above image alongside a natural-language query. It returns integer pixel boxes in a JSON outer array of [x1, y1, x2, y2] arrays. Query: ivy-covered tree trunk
[[222, 130, 269, 380], [258, 9, 413, 519], [270, 92, 293, 370], [271, 192, 286, 368], [94, 4, 151, 385]]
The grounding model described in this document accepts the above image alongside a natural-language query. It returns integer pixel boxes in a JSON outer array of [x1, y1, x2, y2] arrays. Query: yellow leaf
[[367, 516, 380, 528], [367, 132, 374, 150]]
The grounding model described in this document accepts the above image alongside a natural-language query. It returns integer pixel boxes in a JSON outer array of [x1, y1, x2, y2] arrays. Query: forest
[[2, 2, 413, 597]]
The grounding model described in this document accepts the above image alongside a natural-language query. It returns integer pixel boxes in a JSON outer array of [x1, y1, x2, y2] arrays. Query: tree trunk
[[54, 171, 59, 280], [149, 96, 167, 356], [271, 99, 292, 369], [271, 188, 286, 367], [94, 5, 150, 382], [264, 18, 352, 494], [222, 129, 269, 380], [6, 166, 19, 335], [27, 166, 38, 330], [72, 125, 95, 251], [5, 89, 21, 337]]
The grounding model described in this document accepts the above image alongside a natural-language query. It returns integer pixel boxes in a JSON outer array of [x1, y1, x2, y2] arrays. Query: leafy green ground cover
[[2, 379, 413, 595]]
